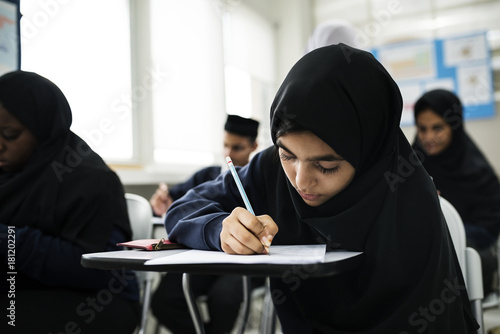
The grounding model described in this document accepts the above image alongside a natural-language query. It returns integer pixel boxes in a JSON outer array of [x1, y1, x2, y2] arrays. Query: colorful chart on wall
[[371, 31, 495, 126], [0, 0, 18, 76]]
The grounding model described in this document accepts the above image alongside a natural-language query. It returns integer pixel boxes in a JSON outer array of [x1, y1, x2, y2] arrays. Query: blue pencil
[[226, 156, 270, 254]]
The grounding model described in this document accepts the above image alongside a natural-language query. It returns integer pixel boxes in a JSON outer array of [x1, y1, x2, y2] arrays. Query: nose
[[419, 130, 432, 143], [295, 163, 316, 191]]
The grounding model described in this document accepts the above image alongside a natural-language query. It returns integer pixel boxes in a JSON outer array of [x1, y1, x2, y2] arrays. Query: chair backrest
[[439, 196, 485, 333], [124, 193, 155, 334], [439, 196, 467, 281], [125, 193, 153, 241]]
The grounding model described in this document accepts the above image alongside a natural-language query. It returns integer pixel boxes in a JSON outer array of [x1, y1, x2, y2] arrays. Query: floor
[[144, 294, 499, 334], [484, 296, 500, 334], [143, 278, 282, 334]]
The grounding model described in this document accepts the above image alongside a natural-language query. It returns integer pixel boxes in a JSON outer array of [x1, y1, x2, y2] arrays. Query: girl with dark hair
[[0, 71, 140, 333], [163, 45, 479, 333], [413, 88, 500, 297]]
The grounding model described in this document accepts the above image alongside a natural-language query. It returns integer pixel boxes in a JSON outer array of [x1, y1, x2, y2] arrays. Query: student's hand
[[149, 182, 173, 216], [220, 207, 279, 255]]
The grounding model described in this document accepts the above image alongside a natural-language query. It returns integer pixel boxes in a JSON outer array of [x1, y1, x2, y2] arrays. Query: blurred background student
[[150, 115, 261, 334], [412, 88, 500, 298], [304, 18, 359, 54], [0, 71, 140, 333], [149, 114, 259, 217]]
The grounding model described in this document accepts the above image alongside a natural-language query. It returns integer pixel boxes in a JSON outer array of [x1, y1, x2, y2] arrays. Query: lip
[[424, 144, 438, 152], [298, 190, 321, 202]]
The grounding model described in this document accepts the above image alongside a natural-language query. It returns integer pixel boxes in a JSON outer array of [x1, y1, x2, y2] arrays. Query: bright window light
[[150, 0, 225, 166], [20, 0, 133, 161]]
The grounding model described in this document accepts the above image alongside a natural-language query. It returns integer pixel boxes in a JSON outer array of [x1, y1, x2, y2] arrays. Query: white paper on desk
[[145, 245, 326, 266]]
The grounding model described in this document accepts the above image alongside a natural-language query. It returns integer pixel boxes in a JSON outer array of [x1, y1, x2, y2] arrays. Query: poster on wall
[[371, 31, 495, 126], [0, 0, 18, 76]]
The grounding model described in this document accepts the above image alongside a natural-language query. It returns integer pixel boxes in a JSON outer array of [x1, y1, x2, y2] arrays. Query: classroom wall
[[289, 0, 500, 176], [244, 0, 313, 89], [120, 0, 500, 188]]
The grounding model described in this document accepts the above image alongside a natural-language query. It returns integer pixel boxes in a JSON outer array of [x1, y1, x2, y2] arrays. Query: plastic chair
[[439, 196, 485, 334], [125, 193, 155, 334]]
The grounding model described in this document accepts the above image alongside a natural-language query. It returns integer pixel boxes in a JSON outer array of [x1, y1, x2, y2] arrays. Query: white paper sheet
[[145, 244, 327, 266]]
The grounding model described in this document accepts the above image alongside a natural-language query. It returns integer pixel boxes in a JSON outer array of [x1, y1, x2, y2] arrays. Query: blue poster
[[371, 31, 495, 126], [0, 0, 17, 75]]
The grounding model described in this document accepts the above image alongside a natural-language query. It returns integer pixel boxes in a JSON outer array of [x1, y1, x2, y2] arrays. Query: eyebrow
[[276, 140, 344, 162], [417, 123, 445, 129]]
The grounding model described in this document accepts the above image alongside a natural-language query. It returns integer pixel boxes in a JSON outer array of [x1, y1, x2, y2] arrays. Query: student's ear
[[251, 142, 258, 152]]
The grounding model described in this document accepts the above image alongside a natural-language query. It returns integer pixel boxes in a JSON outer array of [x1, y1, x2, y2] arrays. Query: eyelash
[[316, 164, 340, 174], [279, 152, 294, 161], [2, 133, 20, 141], [279, 152, 340, 175]]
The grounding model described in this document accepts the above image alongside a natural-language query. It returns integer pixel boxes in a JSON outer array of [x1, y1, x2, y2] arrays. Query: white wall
[[312, 0, 500, 175], [245, 0, 500, 175], [121, 0, 500, 185], [245, 0, 313, 87]]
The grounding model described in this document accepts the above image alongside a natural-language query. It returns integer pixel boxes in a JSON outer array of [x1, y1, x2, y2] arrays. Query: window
[[222, 4, 276, 149], [20, 0, 133, 161], [149, 0, 226, 167], [19, 0, 277, 183]]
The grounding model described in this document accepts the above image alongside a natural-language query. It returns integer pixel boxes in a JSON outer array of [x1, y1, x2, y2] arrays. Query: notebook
[[117, 238, 188, 251]]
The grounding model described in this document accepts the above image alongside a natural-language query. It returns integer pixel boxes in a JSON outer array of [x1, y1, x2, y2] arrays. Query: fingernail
[[262, 236, 273, 247], [262, 236, 271, 247]]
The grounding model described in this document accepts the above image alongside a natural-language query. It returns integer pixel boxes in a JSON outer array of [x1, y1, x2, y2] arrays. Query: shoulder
[[252, 146, 281, 179], [238, 146, 281, 197], [196, 166, 222, 176], [192, 166, 222, 182], [252, 146, 278, 168], [53, 144, 125, 196]]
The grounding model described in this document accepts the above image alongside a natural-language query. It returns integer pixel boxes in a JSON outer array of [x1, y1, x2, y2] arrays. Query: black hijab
[[259, 45, 478, 333], [412, 89, 500, 245], [0, 71, 131, 252]]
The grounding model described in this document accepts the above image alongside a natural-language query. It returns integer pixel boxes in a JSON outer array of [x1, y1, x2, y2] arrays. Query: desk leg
[[182, 273, 206, 334], [260, 277, 276, 334], [235, 275, 252, 334]]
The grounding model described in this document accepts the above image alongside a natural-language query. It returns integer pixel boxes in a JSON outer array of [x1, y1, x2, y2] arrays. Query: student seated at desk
[[150, 115, 261, 334], [0, 71, 140, 333], [150, 114, 259, 216], [412, 89, 500, 297], [164, 45, 479, 333]]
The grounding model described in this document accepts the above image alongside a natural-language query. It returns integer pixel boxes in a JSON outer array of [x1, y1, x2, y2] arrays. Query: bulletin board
[[371, 31, 495, 126], [0, 0, 20, 76]]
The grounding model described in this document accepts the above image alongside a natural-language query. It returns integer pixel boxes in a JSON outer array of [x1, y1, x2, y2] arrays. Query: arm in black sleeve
[[11, 225, 133, 290]]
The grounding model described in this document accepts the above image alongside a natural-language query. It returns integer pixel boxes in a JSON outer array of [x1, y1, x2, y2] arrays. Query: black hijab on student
[[262, 44, 478, 333], [412, 89, 500, 248], [0, 70, 131, 252]]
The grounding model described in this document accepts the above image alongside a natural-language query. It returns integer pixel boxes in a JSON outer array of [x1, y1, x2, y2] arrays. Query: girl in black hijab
[[164, 45, 479, 333], [412, 88, 500, 297], [0, 71, 140, 333]]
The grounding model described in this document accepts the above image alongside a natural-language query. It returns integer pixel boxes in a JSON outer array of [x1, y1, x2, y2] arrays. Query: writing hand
[[220, 207, 278, 255], [149, 182, 173, 216]]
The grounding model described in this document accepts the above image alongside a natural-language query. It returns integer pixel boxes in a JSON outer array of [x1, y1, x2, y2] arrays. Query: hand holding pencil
[[221, 157, 278, 255]]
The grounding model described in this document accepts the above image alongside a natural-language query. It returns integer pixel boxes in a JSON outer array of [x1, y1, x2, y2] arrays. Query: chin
[[303, 199, 326, 207]]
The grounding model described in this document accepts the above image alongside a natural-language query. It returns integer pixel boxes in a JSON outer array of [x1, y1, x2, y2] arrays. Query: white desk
[[81, 248, 363, 334]]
